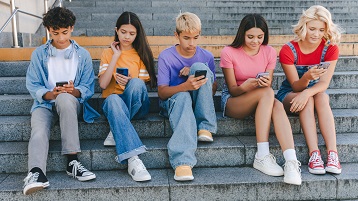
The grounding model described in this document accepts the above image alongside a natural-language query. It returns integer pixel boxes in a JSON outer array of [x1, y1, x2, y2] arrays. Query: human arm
[[98, 41, 122, 89], [222, 68, 259, 97], [288, 60, 337, 113], [158, 76, 208, 100]]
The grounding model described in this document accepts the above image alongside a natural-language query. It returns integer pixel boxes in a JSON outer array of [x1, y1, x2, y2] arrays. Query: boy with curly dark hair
[[24, 7, 99, 195]]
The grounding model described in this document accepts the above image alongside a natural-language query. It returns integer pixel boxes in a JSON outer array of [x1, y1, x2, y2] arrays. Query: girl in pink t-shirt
[[220, 14, 301, 185], [277, 5, 344, 175]]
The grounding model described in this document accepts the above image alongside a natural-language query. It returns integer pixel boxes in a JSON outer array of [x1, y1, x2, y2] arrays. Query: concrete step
[[2, 71, 358, 95], [0, 89, 358, 115], [1, 108, 358, 142], [1, 56, 358, 77], [2, 162, 358, 200], [1, 133, 358, 173]]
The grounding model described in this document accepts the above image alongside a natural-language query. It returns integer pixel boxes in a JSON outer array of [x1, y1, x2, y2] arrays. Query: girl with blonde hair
[[277, 5, 344, 175]]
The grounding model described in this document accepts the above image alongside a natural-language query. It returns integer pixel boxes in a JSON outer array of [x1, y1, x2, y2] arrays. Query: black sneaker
[[23, 168, 49, 195], [66, 160, 96, 181]]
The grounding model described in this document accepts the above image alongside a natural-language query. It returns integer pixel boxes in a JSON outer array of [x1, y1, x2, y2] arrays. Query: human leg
[[25, 108, 52, 195], [283, 92, 324, 174], [102, 94, 150, 181], [314, 92, 341, 174], [189, 63, 217, 141], [104, 78, 150, 146], [55, 93, 96, 181], [160, 92, 197, 180]]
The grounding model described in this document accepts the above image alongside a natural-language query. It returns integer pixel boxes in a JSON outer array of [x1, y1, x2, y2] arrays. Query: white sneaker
[[128, 156, 151, 182], [103, 131, 115, 146], [283, 160, 302, 185], [253, 153, 284, 176]]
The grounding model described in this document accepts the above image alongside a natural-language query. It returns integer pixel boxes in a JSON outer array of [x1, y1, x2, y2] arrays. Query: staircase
[[1, 0, 358, 200]]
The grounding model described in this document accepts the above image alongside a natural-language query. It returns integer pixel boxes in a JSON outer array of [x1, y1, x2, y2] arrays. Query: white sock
[[283, 149, 297, 161], [256, 142, 270, 158]]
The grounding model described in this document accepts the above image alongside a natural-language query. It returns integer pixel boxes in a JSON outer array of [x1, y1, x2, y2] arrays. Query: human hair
[[175, 12, 201, 34], [43, 7, 76, 30], [114, 11, 157, 88], [229, 14, 269, 48], [292, 5, 343, 45]]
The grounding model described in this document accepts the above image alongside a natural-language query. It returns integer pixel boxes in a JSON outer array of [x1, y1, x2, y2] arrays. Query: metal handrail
[[0, 0, 69, 48]]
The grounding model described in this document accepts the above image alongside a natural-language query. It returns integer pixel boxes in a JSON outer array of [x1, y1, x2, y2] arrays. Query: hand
[[184, 75, 208, 90], [289, 91, 310, 113], [179, 67, 190, 77], [257, 75, 271, 88], [110, 41, 121, 56], [116, 73, 131, 86], [62, 80, 75, 94], [304, 66, 327, 81], [240, 78, 260, 91]]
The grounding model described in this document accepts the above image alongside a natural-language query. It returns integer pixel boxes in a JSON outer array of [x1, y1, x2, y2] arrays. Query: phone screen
[[318, 62, 330, 69], [116, 68, 128, 76], [194, 70, 207, 80], [255, 72, 269, 79], [56, 81, 68, 87]]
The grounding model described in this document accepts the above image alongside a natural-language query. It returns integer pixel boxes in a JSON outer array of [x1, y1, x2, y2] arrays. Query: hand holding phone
[[116, 67, 129, 76], [194, 70, 207, 80], [255, 72, 269, 79]]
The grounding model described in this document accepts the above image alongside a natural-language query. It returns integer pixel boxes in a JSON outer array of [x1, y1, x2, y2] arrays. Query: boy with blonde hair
[[157, 12, 217, 181]]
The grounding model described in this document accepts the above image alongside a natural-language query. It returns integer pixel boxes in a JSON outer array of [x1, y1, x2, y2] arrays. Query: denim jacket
[[26, 39, 100, 123]]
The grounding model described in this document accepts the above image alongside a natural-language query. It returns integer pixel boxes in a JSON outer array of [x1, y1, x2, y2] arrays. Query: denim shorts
[[276, 65, 319, 102], [221, 84, 231, 117]]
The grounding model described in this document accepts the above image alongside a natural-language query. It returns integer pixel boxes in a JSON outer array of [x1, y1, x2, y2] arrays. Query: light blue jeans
[[160, 62, 217, 169], [102, 78, 149, 164]]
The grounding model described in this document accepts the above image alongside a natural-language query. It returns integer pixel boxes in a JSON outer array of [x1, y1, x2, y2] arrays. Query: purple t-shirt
[[157, 45, 216, 86]]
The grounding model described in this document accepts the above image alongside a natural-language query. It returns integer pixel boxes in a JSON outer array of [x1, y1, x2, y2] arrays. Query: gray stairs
[[1, 56, 358, 200], [63, 0, 358, 36], [1, 0, 358, 200]]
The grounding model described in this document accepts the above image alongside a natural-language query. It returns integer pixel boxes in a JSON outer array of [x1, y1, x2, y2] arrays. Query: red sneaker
[[308, 150, 326, 174], [325, 150, 342, 174]]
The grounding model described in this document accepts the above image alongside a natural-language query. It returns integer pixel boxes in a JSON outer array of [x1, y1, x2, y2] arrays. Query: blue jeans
[[102, 78, 149, 164], [160, 62, 217, 169]]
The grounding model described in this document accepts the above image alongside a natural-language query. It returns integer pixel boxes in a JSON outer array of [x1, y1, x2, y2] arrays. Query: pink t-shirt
[[220, 45, 277, 85]]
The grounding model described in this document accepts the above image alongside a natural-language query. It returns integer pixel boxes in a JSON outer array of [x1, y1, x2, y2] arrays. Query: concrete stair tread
[[1, 134, 358, 173], [0, 163, 357, 200]]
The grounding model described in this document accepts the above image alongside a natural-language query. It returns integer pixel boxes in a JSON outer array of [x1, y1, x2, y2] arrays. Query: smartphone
[[318, 62, 330, 69], [116, 67, 129, 76], [255, 72, 269, 79], [56, 81, 68, 87], [194, 70, 207, 80]]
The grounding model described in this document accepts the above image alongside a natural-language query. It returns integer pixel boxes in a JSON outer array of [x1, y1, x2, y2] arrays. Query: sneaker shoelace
[[23, 172, 39, 186], [69, 160, 89, 177], [133, 158, 147, 173], [263, 154, 277, 165], [284, 160, 302, 174], [309, 152, 324, 167], [327, 152, 340, 167]]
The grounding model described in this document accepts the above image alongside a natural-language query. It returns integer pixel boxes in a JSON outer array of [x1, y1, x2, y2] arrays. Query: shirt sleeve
[[279, 44, 295, 65], [266, 46, 277, 70], [157, 53, 170, 86], [98, 49, 111, 77], [324, 45, 339, 61], [138, 60, 150, 82], [220, 47, 234, 69], [207, 53, 216, 80]]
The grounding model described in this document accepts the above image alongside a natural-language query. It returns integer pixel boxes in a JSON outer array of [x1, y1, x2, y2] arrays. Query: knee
[[314, 92, 329, 105], [126, 78, 146, 92], [261, 87, 275, 100], [273, 99, 284, 112], [190, 62, 214, 79], [103, 94, 122, 108], [55, 93, 78, 111]]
